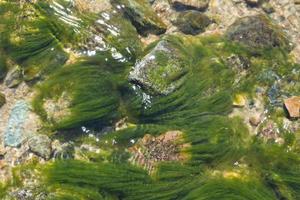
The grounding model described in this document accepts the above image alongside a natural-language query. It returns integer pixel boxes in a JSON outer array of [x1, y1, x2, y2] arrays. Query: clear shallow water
[[1, 1, 300, 199]]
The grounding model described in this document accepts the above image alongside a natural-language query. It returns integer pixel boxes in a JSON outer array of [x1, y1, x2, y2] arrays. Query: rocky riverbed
[[1, 0, 300, 199]]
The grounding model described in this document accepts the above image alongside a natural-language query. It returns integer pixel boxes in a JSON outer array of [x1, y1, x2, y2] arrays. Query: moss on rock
[[172, 10, 211, 35]]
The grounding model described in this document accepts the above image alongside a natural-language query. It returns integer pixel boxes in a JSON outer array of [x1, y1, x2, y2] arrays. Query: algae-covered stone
[[172, 10, 211, 35], [111, 0, 167, 36], [28, 134, 52, 160], [171, 0, 209, 11], [129, 38, 188, 95], [0, 93, 6, 108], [226, 15, 291, 52], [95, 11, 142, 60]]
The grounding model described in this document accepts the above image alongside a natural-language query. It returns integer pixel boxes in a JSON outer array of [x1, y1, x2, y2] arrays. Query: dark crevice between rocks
[[172, 2, 208, 12]]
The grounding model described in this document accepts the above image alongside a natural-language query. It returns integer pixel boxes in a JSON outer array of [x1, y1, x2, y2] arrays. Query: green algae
[[27, 32, 300, 199], [0, 184, 8, 199], [0, 1, 69, 81], [32, 52, 140, 130], [2, 2, 300, 198], [95, 10, 143, 61], [182, 178, 277, 200]]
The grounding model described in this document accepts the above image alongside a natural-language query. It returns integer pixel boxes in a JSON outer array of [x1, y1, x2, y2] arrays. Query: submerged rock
[[112, 0, 167, 36], [284, 96, 300, 118], [43, 92, 72, 124], [171, 0, 209, 11], [4, 101, 29, 147], [128, 130, 188, 172], [172, 10, 211, 35], [129, 39, 187, 95], [226, 15, 291, 52], [94, 10, 142, 60], [268, 84, 281, 105], [28, 134, 52, 160]]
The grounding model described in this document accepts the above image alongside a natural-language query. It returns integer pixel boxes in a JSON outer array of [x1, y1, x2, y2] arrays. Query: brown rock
[[128, 130, 188, 172], [284, 96, 300, 118]]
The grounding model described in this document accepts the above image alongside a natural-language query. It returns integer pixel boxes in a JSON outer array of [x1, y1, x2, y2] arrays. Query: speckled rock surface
[[4, 101, 29, 147]]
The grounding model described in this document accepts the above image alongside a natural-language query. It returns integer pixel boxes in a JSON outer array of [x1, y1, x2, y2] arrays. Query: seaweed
[[2, 3, 300, 198], [32, 52, 141, 130], [0, 1, 69, 81]]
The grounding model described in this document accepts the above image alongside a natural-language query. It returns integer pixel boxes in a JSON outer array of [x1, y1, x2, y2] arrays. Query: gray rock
[[129, 39, 187, 95], [268, 84, 281, 105], [10, 189, 33, 200], [4, 101, 29, 147], [226, 15, 292, 52], [28, 134, 52, 160], [172, 10, 211, 35]]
